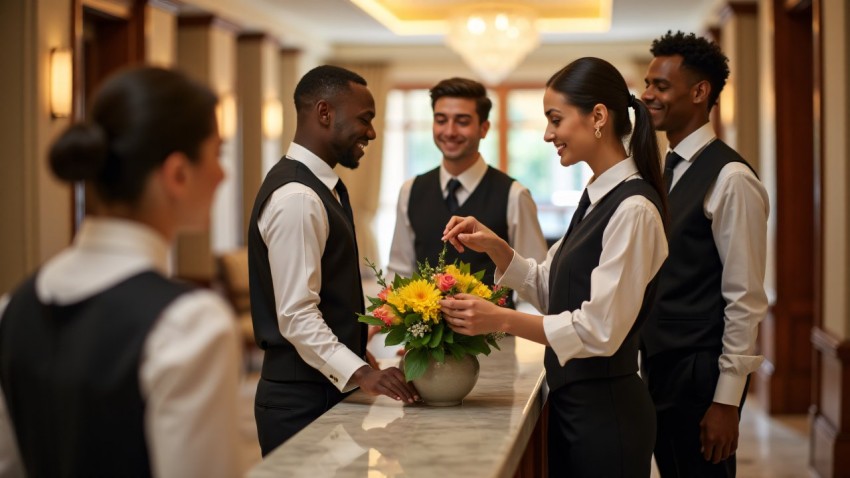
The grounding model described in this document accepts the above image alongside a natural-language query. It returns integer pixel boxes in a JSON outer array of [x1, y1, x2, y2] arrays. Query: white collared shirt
[[0, 218, 243, 478], [387, 155, 548, 280], [257, 142, 368, 393], [665, 122, 769, 406], [497, 158, 669, 366]]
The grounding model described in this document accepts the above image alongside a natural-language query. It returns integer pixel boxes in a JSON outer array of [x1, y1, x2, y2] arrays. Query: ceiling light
[[446, 5, 539, 85]]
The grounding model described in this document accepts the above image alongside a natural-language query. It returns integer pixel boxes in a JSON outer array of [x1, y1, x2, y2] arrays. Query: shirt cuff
[[320, 347, 368, 393], [495, 251, 527, 289], [713, 371, 749, 406], [542, 314, 583, 366]]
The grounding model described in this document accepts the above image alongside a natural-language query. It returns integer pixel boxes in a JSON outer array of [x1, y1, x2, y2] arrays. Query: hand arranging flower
[[358, 244, 510, 381]]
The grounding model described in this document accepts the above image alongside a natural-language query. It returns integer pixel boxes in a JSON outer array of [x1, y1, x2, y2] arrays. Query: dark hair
[[650, 30, 730, 111], [546, 57, 667, 223], [49, 66, 217, 204], [429, 77, 492, 122], [293, 65, 367, 114]]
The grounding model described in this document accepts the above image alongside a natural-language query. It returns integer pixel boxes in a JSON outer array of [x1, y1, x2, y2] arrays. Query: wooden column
[[755, 0, 815, 414]]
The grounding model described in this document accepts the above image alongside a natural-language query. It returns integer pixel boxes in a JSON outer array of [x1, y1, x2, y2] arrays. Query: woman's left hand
[[440, 293, 504, 336]]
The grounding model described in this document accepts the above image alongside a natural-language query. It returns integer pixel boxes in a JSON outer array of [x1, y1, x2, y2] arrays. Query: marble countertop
[[248, 336, 546, 478]]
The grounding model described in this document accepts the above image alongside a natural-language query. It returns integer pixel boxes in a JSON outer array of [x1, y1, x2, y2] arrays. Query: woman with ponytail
[[440, 57, 668, 476], [0, 67, 243, 477]]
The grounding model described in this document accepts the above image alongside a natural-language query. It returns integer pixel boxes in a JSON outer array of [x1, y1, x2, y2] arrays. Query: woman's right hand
[[442, 216, 500, 254]]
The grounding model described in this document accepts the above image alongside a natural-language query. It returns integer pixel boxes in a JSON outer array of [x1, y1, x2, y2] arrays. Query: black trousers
[[547, 373, 656, 477], [254, 378, 349, 456], [644, 350, 745, 478]]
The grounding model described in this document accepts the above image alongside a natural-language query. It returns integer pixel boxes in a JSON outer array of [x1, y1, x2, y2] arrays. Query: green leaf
[[385, 326, 407, 346], [446, 342, 466, 361], [444, 328, 455, 344], [357, 315, 385, 327], [404, 347, 429, 381], [368, 297, 384, 307], [428, 322, 444, 348], [404, 314, 419, 327], [473, 270, 485, 281], [431, 346, 445, 363]]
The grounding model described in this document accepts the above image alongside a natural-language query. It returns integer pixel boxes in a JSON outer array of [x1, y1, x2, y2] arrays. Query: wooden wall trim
[[810, 324, 850, 477], [178, 13, 241, 33]]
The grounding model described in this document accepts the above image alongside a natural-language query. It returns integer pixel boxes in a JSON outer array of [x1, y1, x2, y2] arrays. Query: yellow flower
[[392, 279, 442, 322], [445, 265, 477, 294], [471, 282, 493, 299]]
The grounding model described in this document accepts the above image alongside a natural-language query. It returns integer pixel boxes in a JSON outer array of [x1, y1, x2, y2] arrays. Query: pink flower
[[492, 284, 502, 292], [373, 305, 398, 326], [378, 285, 392, 301], [498, 296, 508, 307], [435, 273, 457, 292]]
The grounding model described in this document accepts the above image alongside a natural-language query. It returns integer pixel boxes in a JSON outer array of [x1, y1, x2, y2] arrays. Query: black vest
[[248, 158, 366, 383], [409, 166, 513, 291], [641, 140, 755, 359], [0, 271, 191, 478], [544, 179, 662, 391]]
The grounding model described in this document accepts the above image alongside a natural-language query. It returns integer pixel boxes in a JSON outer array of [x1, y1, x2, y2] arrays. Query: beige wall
[[175, 19, 240, 280], [721, 9, 761, 173], [821, 0, 850, 338], [146, 5, 176, 67], [237, 35, 281, 240], [758, 0, 777, 302], [0, 0, 73, 295]]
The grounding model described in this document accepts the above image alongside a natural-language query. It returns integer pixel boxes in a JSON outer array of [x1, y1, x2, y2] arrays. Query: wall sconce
[[263, 98, 283, 139], [49, 48, 73, 118], [216, 93, 236, 140]]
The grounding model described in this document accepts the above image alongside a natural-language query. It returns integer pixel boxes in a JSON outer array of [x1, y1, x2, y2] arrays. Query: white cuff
[[542, 314, 583, 366], [713, 371, 748, 406], [321, 347, 368, 393], [496, 251, 528, 290]]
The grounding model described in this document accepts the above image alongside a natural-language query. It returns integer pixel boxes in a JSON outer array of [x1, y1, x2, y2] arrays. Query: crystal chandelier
[[446, 5, 540, 85]]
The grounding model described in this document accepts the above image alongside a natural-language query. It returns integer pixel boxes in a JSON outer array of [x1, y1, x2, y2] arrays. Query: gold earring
[[594, 127, 602, 139]]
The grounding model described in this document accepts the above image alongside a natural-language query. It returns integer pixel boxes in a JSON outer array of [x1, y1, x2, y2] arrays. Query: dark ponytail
[[546, 57, 668, 225], [48, 66, 218, 205], [628, 97, 668, 225]]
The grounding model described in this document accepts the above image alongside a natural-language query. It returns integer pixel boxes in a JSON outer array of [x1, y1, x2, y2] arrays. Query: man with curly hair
[[639, 31, 769, 477]]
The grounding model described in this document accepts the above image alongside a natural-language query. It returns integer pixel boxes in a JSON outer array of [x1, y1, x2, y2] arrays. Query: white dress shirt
[[496, 157, 668, 366], [667, 122, 769, 406], [257, 142, 368, 393], [387, 155, 548, 280], [0, 218, 243, 478]]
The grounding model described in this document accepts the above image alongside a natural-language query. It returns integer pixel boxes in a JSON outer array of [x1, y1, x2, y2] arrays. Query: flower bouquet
[[358, 245, 510, 382]]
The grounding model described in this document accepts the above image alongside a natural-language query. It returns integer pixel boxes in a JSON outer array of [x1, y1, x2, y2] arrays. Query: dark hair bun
[[48, 123, 108, 182]]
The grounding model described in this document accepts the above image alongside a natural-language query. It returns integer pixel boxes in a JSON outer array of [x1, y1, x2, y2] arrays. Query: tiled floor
[[238, 368, 812, 477]]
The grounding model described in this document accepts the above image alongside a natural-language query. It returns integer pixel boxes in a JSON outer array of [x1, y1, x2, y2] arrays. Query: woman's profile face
[[542, 87, 596, 169], [181, 123, 225, 232]]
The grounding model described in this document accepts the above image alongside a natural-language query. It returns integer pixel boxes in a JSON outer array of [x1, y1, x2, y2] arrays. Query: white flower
[[408, 322, 431, 338]]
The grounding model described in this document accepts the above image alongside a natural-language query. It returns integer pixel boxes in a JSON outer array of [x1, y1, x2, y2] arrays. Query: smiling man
[[387, 77, 547, 301], [248, 65, 418, 455], [639, 32, 769, 477]]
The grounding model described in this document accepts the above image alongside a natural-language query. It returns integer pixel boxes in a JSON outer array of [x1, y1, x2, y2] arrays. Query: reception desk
[[248, 337, 547, 478]]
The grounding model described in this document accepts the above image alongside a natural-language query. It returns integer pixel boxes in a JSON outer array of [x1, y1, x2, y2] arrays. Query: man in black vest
[[640, 31, 769, 477], [387, 77, 547, 296], [248, 65, 418, 455]]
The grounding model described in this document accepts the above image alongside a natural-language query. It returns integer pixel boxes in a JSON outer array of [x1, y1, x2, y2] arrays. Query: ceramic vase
[[409, 353, 480, 406]]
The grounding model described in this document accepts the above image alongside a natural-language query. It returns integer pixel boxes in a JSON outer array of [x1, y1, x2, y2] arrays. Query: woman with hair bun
[[0, 66, 242, 477], [441, 57, 668, 476]]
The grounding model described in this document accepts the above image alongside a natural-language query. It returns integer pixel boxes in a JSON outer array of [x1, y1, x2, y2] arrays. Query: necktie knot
[[664, 151, 684, 192], [445, 178, 462, 213]]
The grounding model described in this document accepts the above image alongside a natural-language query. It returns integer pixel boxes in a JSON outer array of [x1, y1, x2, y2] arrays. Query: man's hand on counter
[[351, 365, 419, 404]]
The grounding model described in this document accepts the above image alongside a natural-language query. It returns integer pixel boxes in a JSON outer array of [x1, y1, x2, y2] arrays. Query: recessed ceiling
[[349, 0, 612, 35]]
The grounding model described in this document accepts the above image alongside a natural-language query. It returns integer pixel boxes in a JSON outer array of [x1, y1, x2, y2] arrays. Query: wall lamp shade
[[263, 98, 283, 139], [50, 48, 73, 118], [216, 93, 237, 140], [446, 6, 539, 85]]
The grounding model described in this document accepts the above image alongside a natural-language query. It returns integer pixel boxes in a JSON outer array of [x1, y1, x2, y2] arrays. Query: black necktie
[[565, 188, 591, 237], [664, 151, 684, 192], [335, 179, 354, 225], [445, 178, 462, 214]]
